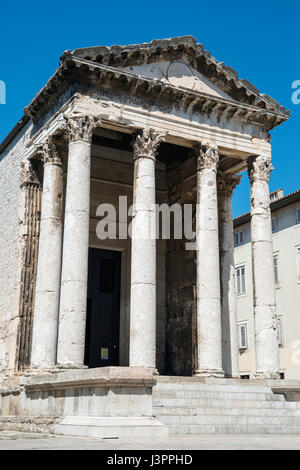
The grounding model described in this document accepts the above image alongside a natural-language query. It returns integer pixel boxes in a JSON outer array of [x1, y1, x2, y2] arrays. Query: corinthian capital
[[248, 155, 274, 184], [38, 136, 62, 166], [217, 172, 242, 197], [196, 144, 219, 173], [20, 159, 38, 186], [133, 128, 165, 160], [64, 113, 101, 144]]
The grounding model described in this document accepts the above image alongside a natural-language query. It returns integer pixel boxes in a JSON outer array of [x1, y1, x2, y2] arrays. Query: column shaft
[[57, 114, 98, 368], [248, 155, 280, 378], [129, 129, 164, 369], [31, 138, 63, 368], [195, 144, 224, 377], [218, 172, 241, 378]]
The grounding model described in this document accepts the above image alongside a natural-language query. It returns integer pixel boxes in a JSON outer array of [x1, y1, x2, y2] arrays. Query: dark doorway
[[84, 248, 121, 368]]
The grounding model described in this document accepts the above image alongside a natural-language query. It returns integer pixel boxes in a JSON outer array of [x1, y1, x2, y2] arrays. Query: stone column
[[57, 114, 99, 368], [248, 155, 280, 379], [129, 129, 164, 369], [30, 137, 63, 369], [195, 144, 224, 377], [218, 172, 242, 378]]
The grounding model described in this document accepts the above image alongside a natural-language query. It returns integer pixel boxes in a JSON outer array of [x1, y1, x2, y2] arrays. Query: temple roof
[[0, 36, 291, 155], [72, 36, 289, 118]]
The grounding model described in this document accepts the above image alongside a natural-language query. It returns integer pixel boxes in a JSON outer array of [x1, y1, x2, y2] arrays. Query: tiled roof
[[233, 189, 300, 226]]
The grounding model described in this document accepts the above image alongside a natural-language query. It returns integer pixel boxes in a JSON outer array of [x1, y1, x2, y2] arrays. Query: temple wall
[[0, 123, 32, 374], [0, 88, 79, 376]]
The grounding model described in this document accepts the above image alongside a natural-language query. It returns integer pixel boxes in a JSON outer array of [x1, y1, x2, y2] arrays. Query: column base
[[24, 366, 63, 376], [129, 365, 158, 376], [254, 371, 280, 380], [26, 365, 88, 376], [194, 368, 225, 378], [56, 364, 88, 370]]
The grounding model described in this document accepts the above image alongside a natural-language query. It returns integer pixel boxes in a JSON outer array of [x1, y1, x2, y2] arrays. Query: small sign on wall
[[101, 348, 109, 360]]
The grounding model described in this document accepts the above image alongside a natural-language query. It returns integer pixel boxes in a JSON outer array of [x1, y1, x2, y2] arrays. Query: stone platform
[[2, 371, 300, 437], [0, 367, 168, 438]]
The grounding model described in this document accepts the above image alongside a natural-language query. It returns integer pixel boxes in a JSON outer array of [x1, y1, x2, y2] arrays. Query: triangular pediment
[[121, 61, 232, 99], [22, 36, 290, 127], [72, 36, 289, 117]]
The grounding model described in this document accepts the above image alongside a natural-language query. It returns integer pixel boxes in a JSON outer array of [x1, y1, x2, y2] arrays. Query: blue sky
[[0, 0, 299, 217]]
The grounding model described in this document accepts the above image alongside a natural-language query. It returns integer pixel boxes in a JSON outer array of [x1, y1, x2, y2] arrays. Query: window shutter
[[241, 266, 246, 293], [236, 268, 241, 295], [239, 323, 248, 349], [235, 265, 246, 295], [234, 232, 238, 246], [277, 318, 283, 346], [273, 256, 279, 285]]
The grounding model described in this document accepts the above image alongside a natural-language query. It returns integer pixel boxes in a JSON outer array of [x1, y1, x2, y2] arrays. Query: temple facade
[[1, 36, 298, 437]]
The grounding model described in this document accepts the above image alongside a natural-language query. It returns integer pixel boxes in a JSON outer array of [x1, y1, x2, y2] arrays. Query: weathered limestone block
[[218, 172, 241, 378], [248, 155, 280, 379]]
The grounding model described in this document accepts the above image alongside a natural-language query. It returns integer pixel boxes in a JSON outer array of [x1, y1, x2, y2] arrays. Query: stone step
[[153, 406, 300, 417], [153, 397, 296, 409], [155, 414, 300, 426], [153, 390, 285, 401], [157, 377, 300, 386], [154, 383, 272, 393], [54, 416, 169, 439], [153, 398, 298, 410], [157, 377, 246, 385], [167, 424, 300, 435]]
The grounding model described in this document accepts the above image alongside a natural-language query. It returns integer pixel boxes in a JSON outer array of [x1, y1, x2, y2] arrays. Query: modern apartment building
[[234, 189, 300, 379]]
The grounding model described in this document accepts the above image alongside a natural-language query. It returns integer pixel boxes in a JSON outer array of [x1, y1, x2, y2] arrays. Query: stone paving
[[0, 432, 299, 450]]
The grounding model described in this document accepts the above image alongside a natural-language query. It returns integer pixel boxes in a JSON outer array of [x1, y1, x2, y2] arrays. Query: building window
[[238, 323, 248, 350], [273, 255, 279, 286], [296, 207, 300, 225], [277, 318, 283, 346], [234, 230, 245, 247], [235, 265, 246, 295], [240, 374, 250, 380], [272, 215, 278, 233]]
